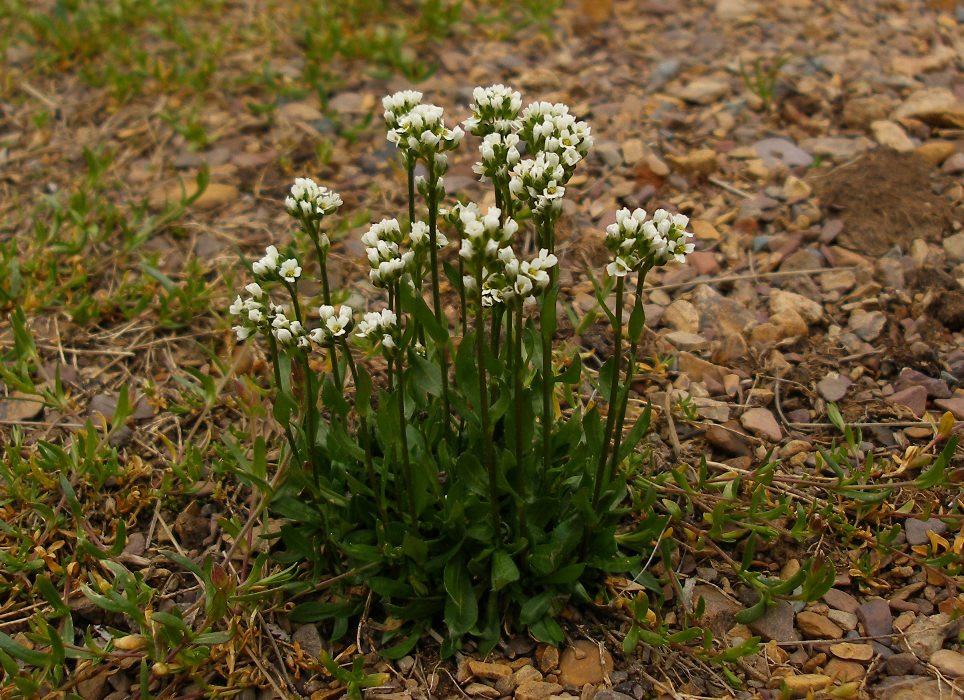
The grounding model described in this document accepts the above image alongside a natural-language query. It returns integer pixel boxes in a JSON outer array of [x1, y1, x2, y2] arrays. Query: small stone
[[665, 331, 709, 352], [688, 251, 719, 276], [942, 152, 964, 174], [663, 300, 700, 333], [901, 613, 953, 660], [830, 642, 875, 662], [516, 680, 564, 700], [770, 289, 824, 324], [749, 599, 800, 642], [797, 611, 843, 639], [894, 369, 951, 399], [818, 373, 852, 402], [885, 653, 920, 676], [558, 641, 613, 688], [692, 398, 730, 422], [828, 609, 858, 631], [820, 269, 857, 294], [857, 599, 893, 639], [943, 233, 964, 263], [887, 386, 928, 418], [928, 649, 964, 678], [740, 407, 782, 441], [536, 645, 560, 674], [705, 424, 751, 456], [512, 666, 543, 687], [468, 661, 513, 680], [934, 397, 964, 419], [690, 219, 721, 240], [781, 175, 812, 202], [679, 77, 730, 105], [848, 309, 887, 341], [824, 659, 865, 682], [752, 137, 813, 169], [800, 136, 872, 161], [715, 0, 758, 21], [893, 87, 964, 128], [466, 683, 500, 698], [397, 656, 416, 674], [693, 585, 742, 636], [770, 674, 832, 697], [292, 624, 324, 661], [871, 121, 915, 152], [914, 141, 957, 167], [621, 138, 645, 165], [668, 148, 718, 177], [149, 181, 239, 210], [823, 589, 860, 615], [0, 391, 45, 422], [842, 95, 894, 129], [904, 518, 948, 546]]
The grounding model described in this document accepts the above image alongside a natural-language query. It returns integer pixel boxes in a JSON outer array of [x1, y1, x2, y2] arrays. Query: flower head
[[604, 207, 693, 278], [463, 84, 523, 137], [284, 178, 342, 238]]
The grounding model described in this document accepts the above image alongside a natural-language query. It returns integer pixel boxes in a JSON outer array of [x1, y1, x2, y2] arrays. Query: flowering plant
[[228, 87, 692, 654]]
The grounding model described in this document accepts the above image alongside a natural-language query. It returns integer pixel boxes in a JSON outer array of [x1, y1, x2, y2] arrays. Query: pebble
[[857, 599, 893, 639], [662, 299, 700, 333], [796, 611, 843, 639], [678, 77, 730, 105], [800, 136, 872, 160], [557, 641, 612, 688], [817, 373, 852, 402], [770, 289, 824, 324], [536, 645, 559, 674], [770, 673, 831, 697], [893, 87, 964, 126], [934, 397, 964, 419], [516, 680, 564, 700], [752, 137, 813, 169], [827, 609, 859, 631], [900, 613, 953, 660], [943, 232, 964, 263], [749, 599, 800, 642], [904, 518, 948, 546], [468, 661, 513, 680], [914, 141, 957, 167], [885, 653, 920, 676], [928, 649, 964, 678], [894, 369, 951, 399], [886, 386, 928, 418], [848, 309, 887, 341], [824, 658, 864, 682], [830, 642, 875, 661], [665, 331, 709, 351], [148, 181, 239, 210], [740, 407, 783, 441], [823, 588, 860, 615], [871, 120, 915, 152]]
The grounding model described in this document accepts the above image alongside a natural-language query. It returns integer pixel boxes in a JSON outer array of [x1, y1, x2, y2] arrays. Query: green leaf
[[528, 616, 564, 644], [443, 559, 478, 636], [491, 550, 520, 592], [916, 436, 958, 489], [618, 402, 652, 462], [734, 595, 770, 624], [0, 630, 51, 666]]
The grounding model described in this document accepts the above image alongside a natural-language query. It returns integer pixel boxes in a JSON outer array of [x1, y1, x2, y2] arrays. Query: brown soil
[[815, 149, 952, 256]]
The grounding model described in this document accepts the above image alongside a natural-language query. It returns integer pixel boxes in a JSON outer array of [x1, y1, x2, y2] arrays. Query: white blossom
[[279, 258, 302, 283], [463, 84, 523, 137], [252, 245, 280, 276], [284, 177, 342, 229]]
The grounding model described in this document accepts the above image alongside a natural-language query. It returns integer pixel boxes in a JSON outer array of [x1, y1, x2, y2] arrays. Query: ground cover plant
[[2, 1, 964, 699]]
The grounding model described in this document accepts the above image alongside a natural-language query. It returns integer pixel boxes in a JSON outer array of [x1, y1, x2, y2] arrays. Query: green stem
[[539, 216, 557, 485], [608, 270, 647, 483], [341, 340, 388, 535], [592, 274, 624, 509], [513, 297, 526, 538], [457, 255, 468, 336], [425, 158, 452, 443], [475, 271, 500, 541], [395, 355, 418, 526], [266, 331, 302, 467], [283, 281, 319, 463]]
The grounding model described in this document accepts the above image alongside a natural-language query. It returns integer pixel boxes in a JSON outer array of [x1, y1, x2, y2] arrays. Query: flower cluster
[[508, 152, 567, 215], [451, 204, 519, 273], [463, 84, 523, 137], [229, 283, 268, 341], [251, 245, 303, 283], [362, 219, 413, 288], [482, 247, 558, 306], [285, 178, 342, 222], [356, 308, 400, 353], [386, 102, 464, 165], [382, 90, 424, 130], [604, 208, 694, 277], [309, 305, 353, 346], [473, 132, 522, 183], [519, 102, 593, 176], [271, 310, 308, 348], [409, 221, 448, 252]]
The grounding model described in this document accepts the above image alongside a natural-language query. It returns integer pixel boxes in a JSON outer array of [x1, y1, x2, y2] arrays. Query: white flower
[[381, 334, 396, 349], [234, 326, 250, 341], [279, 258, 302, 283], [229, 295, 244, 316], [285, 177, 342, 224], [606, 256, 632, 277], [244, 282, 264, 299], [252, 245, 280, 276]]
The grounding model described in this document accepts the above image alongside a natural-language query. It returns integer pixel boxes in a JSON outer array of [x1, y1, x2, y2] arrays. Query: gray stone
[[857, 599, 893, 639], [904, 518, 948, 546], [752, 137, 813, 169]]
